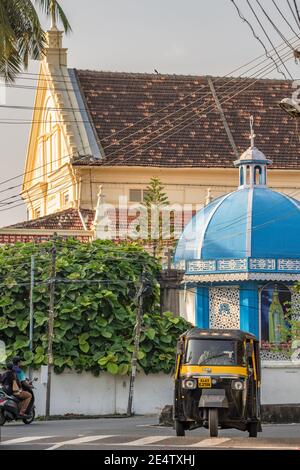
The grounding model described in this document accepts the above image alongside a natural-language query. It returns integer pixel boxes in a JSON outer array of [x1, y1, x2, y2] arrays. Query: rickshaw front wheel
[[248, 422, 258, 438], [175, 420, 185, 437], [208, 409, 218, 437]]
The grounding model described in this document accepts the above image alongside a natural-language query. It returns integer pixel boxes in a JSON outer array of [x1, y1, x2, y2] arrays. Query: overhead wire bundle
[[230, 0, 300, 76], [0, 9, 298, 221]]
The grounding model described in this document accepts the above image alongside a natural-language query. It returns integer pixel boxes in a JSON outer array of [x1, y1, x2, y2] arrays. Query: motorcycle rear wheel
[[22, 407, 35, 425], [0, 410, 6, 426]]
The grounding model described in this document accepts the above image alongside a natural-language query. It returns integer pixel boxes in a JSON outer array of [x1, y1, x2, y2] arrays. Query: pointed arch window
[[34, 139, 44, 179], [44, 102, 61, 174]]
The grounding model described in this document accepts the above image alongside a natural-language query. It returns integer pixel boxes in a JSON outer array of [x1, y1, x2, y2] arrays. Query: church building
[[0, 23, 300, 243]]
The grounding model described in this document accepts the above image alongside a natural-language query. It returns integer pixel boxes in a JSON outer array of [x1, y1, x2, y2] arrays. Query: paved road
[[1, 416, 300, 450]]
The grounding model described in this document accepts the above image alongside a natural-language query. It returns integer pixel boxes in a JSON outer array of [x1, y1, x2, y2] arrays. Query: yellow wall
[[77, 165, 300, 212]]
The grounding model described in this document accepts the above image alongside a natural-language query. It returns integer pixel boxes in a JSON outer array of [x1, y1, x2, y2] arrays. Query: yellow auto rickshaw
[[173, 328, 261, 438]]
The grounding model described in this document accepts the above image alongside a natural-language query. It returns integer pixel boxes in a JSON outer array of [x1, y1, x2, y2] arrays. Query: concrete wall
[[261, 366, 300, 405], [29, 365, 300, 417], [33, 370, 173, 417]]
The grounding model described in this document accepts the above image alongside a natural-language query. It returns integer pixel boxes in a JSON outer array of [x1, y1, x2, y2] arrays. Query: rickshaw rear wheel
[[208, 409, 218, 437], [175, 420, 185, 437], [248, 422, 258, 438]]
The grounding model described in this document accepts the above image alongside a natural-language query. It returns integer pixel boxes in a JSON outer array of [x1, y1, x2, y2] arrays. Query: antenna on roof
[[249, 115, 256, 148]]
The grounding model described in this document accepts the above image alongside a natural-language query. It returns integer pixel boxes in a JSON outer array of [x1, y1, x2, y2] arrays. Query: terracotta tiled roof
[[3, 208, 95, 231], [74, 70, 298, 169], [0, 207, 195, 245]]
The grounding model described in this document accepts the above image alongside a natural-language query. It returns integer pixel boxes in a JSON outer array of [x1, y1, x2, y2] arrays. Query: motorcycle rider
[[12, 357, 32, 392], [2, 362, 31, 417], [0, 363, 15, 395]]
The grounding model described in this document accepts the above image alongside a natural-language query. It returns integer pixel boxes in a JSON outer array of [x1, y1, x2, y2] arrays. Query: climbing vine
[[0, 239, 189, 375]]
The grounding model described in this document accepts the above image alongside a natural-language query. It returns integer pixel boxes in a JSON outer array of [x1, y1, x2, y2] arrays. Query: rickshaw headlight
[[182, 378, 197, 389], [232, 380, 244, 391]]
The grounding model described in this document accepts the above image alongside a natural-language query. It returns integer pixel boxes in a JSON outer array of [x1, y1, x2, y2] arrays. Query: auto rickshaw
[[173, 328, 261, 438]]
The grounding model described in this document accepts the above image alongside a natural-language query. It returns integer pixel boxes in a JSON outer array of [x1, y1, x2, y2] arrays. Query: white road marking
[[46, 435, 114, 450], [190, 437, 231, 447], [0, 436, 54, 445], [227, 445, 300, 450], [118, 436, 173, 446], [1, 434, 300, 450]]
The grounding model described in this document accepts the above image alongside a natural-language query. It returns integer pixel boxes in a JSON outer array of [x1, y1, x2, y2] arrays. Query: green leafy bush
[[0, 239, 189, 375]]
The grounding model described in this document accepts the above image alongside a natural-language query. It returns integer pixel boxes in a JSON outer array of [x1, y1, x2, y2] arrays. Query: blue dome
[[175, 187, 300, 262]]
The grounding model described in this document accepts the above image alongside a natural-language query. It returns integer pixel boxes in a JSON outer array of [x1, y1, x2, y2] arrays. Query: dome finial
[[249, 115, 256, 149]]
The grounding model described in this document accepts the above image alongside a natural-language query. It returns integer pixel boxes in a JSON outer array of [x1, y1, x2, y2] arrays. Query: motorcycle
[[0, 378, 37, 425]]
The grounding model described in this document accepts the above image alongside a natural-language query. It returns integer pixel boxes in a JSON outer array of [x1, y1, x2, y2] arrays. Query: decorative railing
[[171, 258, 300, 275]]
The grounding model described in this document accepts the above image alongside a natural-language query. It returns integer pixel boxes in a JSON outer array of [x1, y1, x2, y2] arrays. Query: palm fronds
[[36, 0, 72, 33], [0, 0, 71, 82]]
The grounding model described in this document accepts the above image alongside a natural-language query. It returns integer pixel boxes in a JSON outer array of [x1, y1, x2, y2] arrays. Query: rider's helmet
[[12, 356, 22, 366]]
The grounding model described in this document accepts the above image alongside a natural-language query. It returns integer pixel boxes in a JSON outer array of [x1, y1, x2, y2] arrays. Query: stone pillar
[[159, 270, 184, 316], [45, 27, 68, 67]]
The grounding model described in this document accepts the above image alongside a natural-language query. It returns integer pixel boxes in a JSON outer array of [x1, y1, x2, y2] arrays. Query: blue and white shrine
[[174, 121, 300, 364]]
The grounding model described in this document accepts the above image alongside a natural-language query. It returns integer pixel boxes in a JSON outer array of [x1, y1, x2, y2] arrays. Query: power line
[[102, 47, 296, 168], [248, 0, 293, 79], [100, 44, 296, 156], [294, 0, 300, 24], [0, 37, 296, 134], [0, 41, 296, 187], [230, 0, 290, 78], [0, 48, 296, 215], [272, 0, 300, 38], [0, 43, 295, 199], [0, 41, 295, 193], [4, 188, 300, 262], [0, 152, 93, 190], [255, 0, 295, 50], [287, 0, 300, 28], [0, 47, 296, 216]]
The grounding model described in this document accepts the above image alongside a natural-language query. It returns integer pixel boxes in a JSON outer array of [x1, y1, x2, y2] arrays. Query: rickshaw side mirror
[[176, 341, 184, 355]]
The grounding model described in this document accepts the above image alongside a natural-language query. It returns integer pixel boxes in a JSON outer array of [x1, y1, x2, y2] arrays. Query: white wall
[[29, 365, 300, 417], [261, 366, 300, 404], [33, 370, 174, 417]]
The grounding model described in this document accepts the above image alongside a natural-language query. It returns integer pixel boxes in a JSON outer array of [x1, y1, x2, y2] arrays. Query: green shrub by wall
[[0, 239, 189, 375]]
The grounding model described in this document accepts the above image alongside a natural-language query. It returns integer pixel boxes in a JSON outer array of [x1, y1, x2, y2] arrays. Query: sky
[[0, 0, 299, 227]]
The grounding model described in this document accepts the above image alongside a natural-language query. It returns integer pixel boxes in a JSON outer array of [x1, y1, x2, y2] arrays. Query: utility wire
[[294, 0, 300, 24], [0, 36, 297, 143], [0, 47, 296, 215], [102, 47, 296, 168], [3, 190, 300, 263], [0, 43, 296, 198], [101, 48, 296, 165], [272, 0, 300, 38], [287, 0, 300, 28], [230, 0, 289, 78], [0, 52, 295, 214], [0, 42, 296, 185], [248, 0, 293, 79], [255, 0, 295, 49], [0, 39, 295, 192]]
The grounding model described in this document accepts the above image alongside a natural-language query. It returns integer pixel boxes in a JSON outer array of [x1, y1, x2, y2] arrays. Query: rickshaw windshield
[[185, 339, 240, 366]]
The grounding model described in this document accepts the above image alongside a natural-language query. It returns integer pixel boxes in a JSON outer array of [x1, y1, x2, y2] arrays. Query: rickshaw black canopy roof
[[181, 328, 258, 342]]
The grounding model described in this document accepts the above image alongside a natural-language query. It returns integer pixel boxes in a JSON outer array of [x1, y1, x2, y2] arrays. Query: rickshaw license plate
[[198, 377, 212, 388]]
